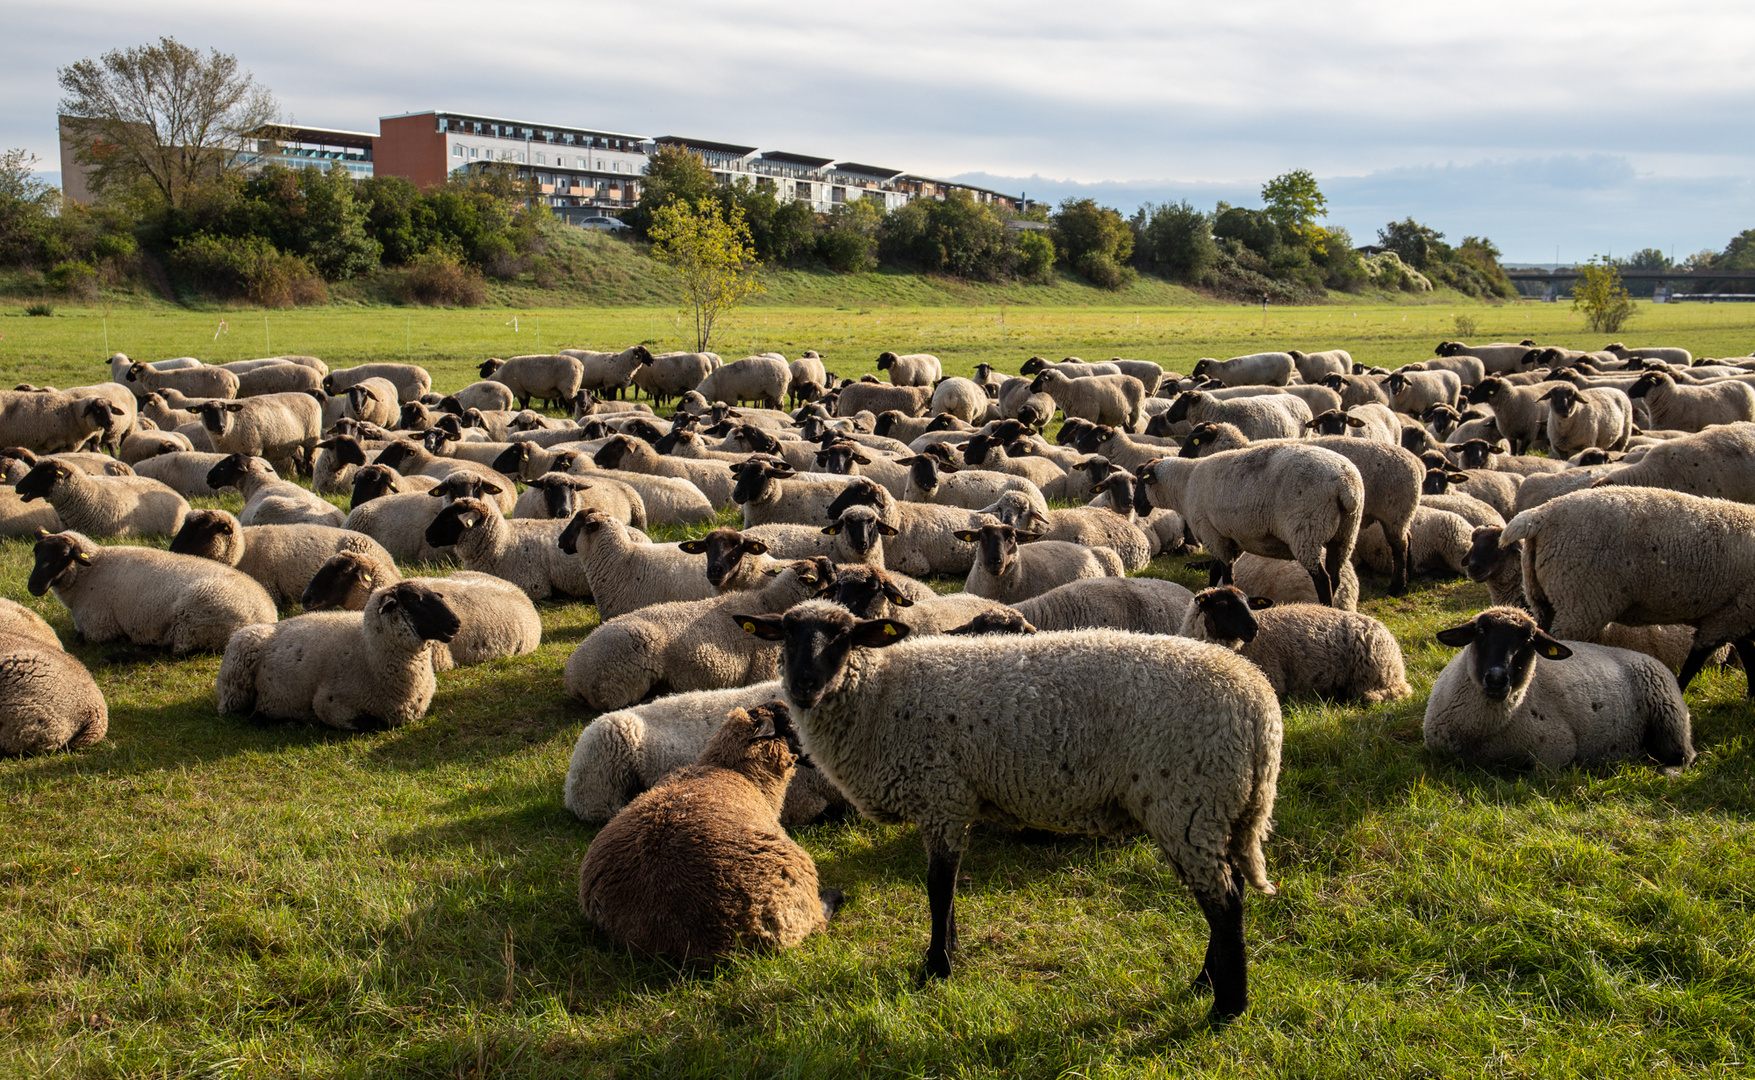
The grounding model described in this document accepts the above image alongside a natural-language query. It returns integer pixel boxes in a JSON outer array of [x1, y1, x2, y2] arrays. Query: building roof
[[831, 162, 903, 179], [760, 151, 834, 168], [256, 124, 376, 149], [657, 136, 759, 157], [383, 110, 648, 143]]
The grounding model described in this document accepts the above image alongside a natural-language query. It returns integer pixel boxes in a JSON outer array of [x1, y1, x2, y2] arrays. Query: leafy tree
[[880, 190, 1013, 282], [1213, 206, 1282, 257], [818, 198, 882, 273], [1261, 169, 1327, 236], [648, 197, 762, 351], [625, 145, 716, 238], [1052, 198, 1134, 289], [1378, 218, 1446, 270], [1014, 229, 1055, 282], [1720, 229, 1755, 271], [720, 180, 816, 266], [1573, 257, 1637, 333], [1130, 200, 1215, 280], [0, 149, 60, 267], [355, 174, 430, 265], [57, 37, 278, 208], [293, 163, 380, 279]]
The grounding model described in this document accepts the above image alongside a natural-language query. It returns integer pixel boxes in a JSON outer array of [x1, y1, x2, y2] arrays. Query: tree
[[1051, 198, 1134, 289], [1378, 218, 1446, 270], [648, 197, 761, 351], [1720, 229, 1755, 272], [625, 145, 716, 238], [57, 37, 278, 208], [1131, 200, 1215, 280], [1573, 257, 1637, 333], [1260, 169, 1327, 236], [0, 149, 60, 266], [818, 198, 882, 273]]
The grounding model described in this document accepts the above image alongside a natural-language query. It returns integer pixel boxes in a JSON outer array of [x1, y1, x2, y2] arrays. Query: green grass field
[[3, 301, 1755, 1078]]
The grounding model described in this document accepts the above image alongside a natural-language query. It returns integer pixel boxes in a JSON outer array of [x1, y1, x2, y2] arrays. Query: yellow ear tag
[[883, 624, 897, 636], [1544, 645, 1562, 657], [743, 621, 756, 632]]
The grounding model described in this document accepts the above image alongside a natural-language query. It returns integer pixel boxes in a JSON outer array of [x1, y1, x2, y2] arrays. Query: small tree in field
[[1573, 257, 1637, 333], [649, 197, 761, 352]]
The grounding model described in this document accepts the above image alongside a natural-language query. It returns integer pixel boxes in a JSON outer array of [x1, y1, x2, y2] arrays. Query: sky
[[10, 0, 1753, 263]]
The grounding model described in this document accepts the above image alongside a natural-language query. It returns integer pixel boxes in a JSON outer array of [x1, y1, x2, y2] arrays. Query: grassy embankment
[[1, 304, 1754, 1078]]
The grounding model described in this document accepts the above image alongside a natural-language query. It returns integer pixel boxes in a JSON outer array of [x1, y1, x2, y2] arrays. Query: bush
[[23, 301, 53, 316], [879, 191, 1014, 282], [818, 199, 882, 274], [1573, 258, 1636, 333], [1131, 201, 1215, 281], [48, 259, 98, 298], [169, 232, 327, 307], [1076, 251, 1134, 290], [1015, 229, 1055, 282], [1052, 198, 1132, 273], [397, 246, 485, 306]]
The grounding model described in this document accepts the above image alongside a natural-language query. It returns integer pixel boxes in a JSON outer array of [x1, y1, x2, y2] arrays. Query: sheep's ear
[[1447, 472, 1468, 483], [822, 524, 842, 535], [938, 462, 960, 473], [953, 530, 981, 542], [1434, 622, 1477, 648], [732, 613, 785, 640], [1533, 631, 1573, 660], [427, 488, 446, 497], [877, 522, 897, 536], [743, 540, 768, 555], [1016, 530, 1045, 543], [33, 527, 49, 539], [1071, 461, 1087, 472], [851, 619, 910, 647], [677, 539, 708, 553], [1247, 596, 1273, 610]]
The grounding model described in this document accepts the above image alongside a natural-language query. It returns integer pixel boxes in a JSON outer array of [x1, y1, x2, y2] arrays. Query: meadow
[[3, 297, 1755, 1078]]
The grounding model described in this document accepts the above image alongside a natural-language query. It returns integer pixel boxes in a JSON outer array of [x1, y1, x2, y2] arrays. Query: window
[[537, 153, 546, 165], [517, 152, 525, 163], [470, 147, 479, 159], [597, 159, 604, 169], [453, 145, 463, 157]]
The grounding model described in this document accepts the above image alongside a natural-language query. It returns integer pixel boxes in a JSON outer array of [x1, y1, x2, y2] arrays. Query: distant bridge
[[1504, 269, 1755, 283]]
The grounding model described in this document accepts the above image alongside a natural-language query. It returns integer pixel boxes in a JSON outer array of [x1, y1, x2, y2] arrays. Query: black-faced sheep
[[1178, 586, 1410, 704]]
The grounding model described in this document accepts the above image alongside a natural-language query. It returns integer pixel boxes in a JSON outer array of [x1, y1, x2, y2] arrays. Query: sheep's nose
[[1483, 667, 1511, 699]]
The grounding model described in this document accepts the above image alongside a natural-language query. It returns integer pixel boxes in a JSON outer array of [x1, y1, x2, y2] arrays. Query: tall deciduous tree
[[1261, 169, 1327, 235], [58, 37, 278, 208], [648, 197, 761, 351]]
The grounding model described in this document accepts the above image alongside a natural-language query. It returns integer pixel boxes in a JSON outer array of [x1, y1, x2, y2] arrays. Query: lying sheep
[[169, 509, 396, 608], [321, 363, 432, 403], [0, 390, 130, 455], [343, 378, 399, 427], [743, 504, 897, 569], [424, 498, 590, 601], [1536, 384, 1632, 457], [956, 523, 1124, 604], [731, 600, 1282, 1020], [564, 558, 832, 711], [1318, 372, 1392, 410], [0, 629, 108, 756], [1178, 586, 1409, 704], [340, 471, 475, 562], [1424, 607, 1694, 769], [975, 576, 1195, 635], [978, 489, 1151, 571], [0, 597, 58, 647], [205, 454, 345, 528], [130, 451, 234, 499], [217, 582, 459, 731], [901, 454, 1046, 514], [1190, 352, 1293, 387], [14, 460, 188, 538], [1028, 368, 1145, 431], [1502, 487, 1755, 691], [1229, 553, 1361, 612], [1143, 443, 1362, 607], [29, 529, 276, 655], [822, 478, 984, 577], [1422, 468, 1519, 521], [578, 702, 842, 962], [118, 424, 194, 464], [564, 685, 850, 828], [298, 553, 539, 671], [1353, 506, 1473, 580]]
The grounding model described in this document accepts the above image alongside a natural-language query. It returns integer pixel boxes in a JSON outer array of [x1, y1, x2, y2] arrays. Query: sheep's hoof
[[920, 951, 952, 982], [819, 888, 846, 921], [1190, 964, 1214, 992]]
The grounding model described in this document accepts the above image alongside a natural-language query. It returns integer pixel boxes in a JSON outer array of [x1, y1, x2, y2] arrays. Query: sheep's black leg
[[1735, 639, 1755, 697], [1387, 533, 1409, 596], [1192, 882, 1248, 1022], [922, 843, 962, 980], [1209, 560, 1231, 588], [1676, 643, 1718, 693], [1308, 566, 1334, 607]]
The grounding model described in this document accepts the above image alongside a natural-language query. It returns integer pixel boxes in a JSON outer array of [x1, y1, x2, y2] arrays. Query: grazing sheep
[[1028, 368, 1146, 430], [834, 382, 934, 419], [1178, 586, 1409, 704], [1142, 443, 1363, 607], [29, 530, 276, 654], [0, 390, 130, 455], [1502, 487, 1755, 691], [1424, 607, 1694, 769], [443, 380, 518, 415], [216, 582, 459, 730], [1625, 370, 1755, 432], [1411, 353, 1487, 387], [577, 702, 842, 962], [956, 523, 1124, 603], [168, 509, 396, 608], [1464, 378, 1549, 456], [1436, 340, 1539, 374], [0, 630, 108, 755], [131, 451, 234, 499], [424, 497, 590, 601], [478, 353, 585, 410], [204, 454, 345, 528], [692, 355, 790, 409], [630, 351, 717, 408], [234, 361, 322, 399], [125, 361, 239, 402], [1536, 384, 1632, 457], [14, 460, 188, 538], [321, 363, 432, 403], [1353, 506, 1473, 580], [731, 600, 1282, 1019], [1287, 349, 1351, 383], [565, 685, 850, 828], [193, 393, 324, 476], [564, 558, 832, 710], [1189, 352, 1294, 387], [1384, 370, 1462, 416], [1165, 390, 1312, 442], [1318, 372, 1393, 410]]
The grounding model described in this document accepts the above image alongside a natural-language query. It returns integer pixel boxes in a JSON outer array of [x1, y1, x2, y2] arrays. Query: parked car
[[579, 216, 630, 233]]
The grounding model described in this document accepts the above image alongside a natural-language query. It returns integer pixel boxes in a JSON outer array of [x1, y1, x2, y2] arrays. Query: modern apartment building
[[371, 110, 1022, 218], [56, 118, 374, 203]]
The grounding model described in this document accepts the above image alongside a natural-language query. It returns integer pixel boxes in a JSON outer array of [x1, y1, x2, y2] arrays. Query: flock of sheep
[[2, 333, 1751, 1022]]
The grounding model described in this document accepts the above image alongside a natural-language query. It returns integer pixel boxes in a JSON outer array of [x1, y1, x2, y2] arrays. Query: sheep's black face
[[536, 478, 578, 520], [1422, 470, 1451, 496], [399, 402, 427, 429], [373, 441, 418, 471], [686, 528, 764, 588], [1194, 587, 1267, 645], [1027, 373, 1050, 395], [28, 533, 89, 596], [1165, 393, 1198, 424], [168, 511, 232, 559], [959, 434, 995, 465], [823, 480, 880, 520], [317, 436, 367, 469], [15, 462, 67, 502], [1457, 440, 1494, 470], [972, 525, 1019, 577], [1018, 356, 1047, 376], [831, 568, 887, 616], [350, 466, 399, 505], [1399, 427, 1426, 453], [946, 609, 1036, 636], [592, 438, 631, 470], [557, 509, 607, 555], [424, 503, 480, 548], [1541, 387, 1579, 417], [1464, 527, 1508, 584], [1466, 380, 1499, 406], [1436, 609, 1571, 702], [924, 413, 963, 434], [731, 460, 782, 505], [829, 508, 890, 556], [876, 351, 897, 370], [814, 444, 856, 475], [477, 360, 499, 379], [1627, 373, 1661, 399], [490, 444, 527, 476], [1307, 411, 1350, 437], [904, 456, 939, 492], [625, 418, 665, 445], [302, 553, 376, 611], [734, 425, 780, 455], [383, 582, 460, 644]]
